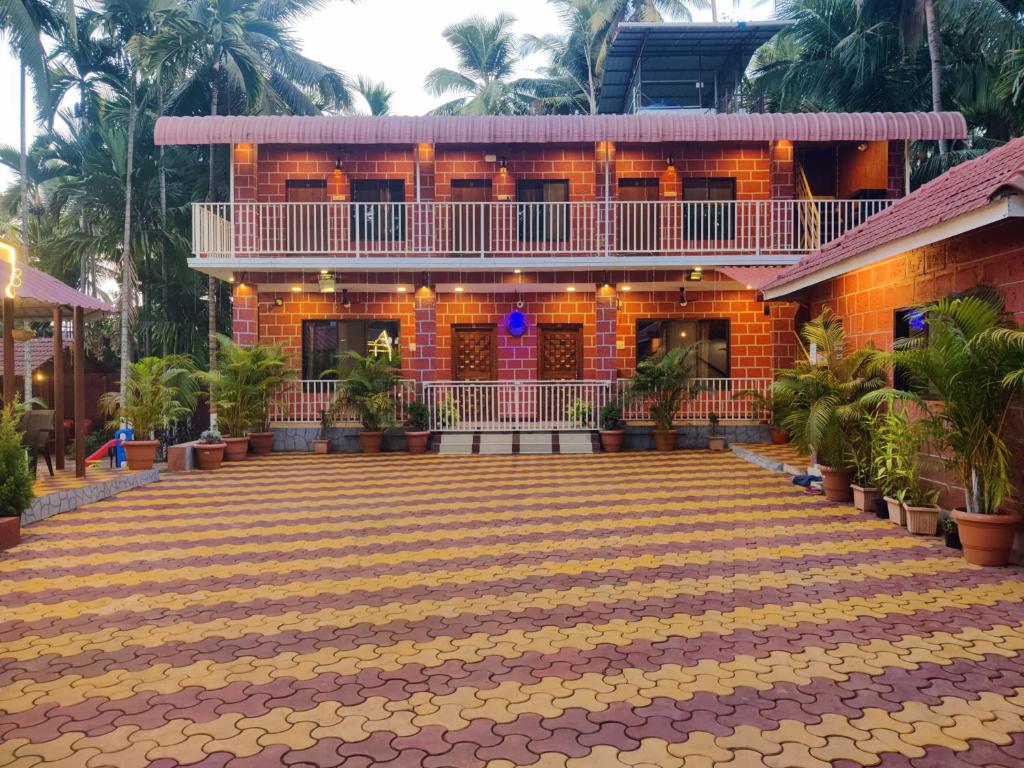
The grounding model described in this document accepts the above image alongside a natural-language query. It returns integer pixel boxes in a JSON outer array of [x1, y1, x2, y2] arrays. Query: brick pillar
[[769, 301, 802, 370], [413, 287, 437, 382], [232, 143, 258, 256], [595, 286, 618, 381], [770, 140, 795, 251], [232, 282, 258, 346], [886, 140, 905, 198]]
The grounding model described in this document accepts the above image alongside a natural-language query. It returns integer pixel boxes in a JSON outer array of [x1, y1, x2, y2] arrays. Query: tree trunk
[[711, 1, 719, 22], [19, 64, 30, 266], [80, 87, 93, 292], [119, 80, 138, 413], [923, 0, 947, 156], [207, 80, 220, 428]]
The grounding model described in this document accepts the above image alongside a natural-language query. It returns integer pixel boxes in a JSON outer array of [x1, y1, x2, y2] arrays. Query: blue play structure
[[85, 427, 134, 468]]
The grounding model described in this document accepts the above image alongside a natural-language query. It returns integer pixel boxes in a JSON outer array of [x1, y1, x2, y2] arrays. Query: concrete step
[[435, 432, 597, 455]]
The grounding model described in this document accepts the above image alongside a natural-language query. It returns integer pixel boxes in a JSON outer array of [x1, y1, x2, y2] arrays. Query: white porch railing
[[270, 379, 415, 424], [618, 377, 773, 422], [193, 199, 892, 258]]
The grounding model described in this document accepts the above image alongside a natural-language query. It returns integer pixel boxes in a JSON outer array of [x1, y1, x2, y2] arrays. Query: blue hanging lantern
[[505, 309, 528, 338]]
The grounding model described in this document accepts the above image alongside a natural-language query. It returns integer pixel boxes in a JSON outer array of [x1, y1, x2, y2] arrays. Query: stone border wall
[[23, 468, 160, 526]]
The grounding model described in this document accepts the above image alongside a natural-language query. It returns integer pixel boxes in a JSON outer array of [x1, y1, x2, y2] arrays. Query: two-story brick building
[[155, 110, 966, 442]]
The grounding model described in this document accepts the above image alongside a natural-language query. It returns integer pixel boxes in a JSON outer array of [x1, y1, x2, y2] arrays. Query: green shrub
[[600, 400, 624, 431], [405, 400, 430, 432], [566, 398, 593, 428], [0, 402, 33, 518]]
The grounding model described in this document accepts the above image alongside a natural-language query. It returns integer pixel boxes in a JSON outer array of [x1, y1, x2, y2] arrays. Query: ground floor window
[[301, 319, 400, 379], [636, 319, 730, 378]]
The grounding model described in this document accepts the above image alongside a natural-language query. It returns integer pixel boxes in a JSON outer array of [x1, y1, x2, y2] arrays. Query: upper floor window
[[682, 178, 736, 241], [636, 318, 730, 378], [351, 180, 406, 242], [302, 319, 401, 380], [517, 179, 570, 242]]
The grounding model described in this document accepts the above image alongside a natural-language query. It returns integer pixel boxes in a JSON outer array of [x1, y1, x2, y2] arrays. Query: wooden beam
[[2, 296, 13, 406], [52, 306, 65, 470], [73, 306, 85, 478]]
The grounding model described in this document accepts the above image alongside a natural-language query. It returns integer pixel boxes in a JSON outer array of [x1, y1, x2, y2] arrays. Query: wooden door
[[452, 325, 497, 381], [539, 324, 583, 380], [451, 180, 491, 254], [285, 179, 328, 252], [617, 178, 659, 252]]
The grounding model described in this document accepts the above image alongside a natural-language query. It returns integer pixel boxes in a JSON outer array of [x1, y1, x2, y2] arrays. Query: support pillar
[[231, 282, 258, 345], [595, 286, 618, 382], [412, 287, 437, 383], [2, 296, 13, 406], [52, 307, 65, 470], [73, 306, 85, 478], [770, 301, 802, 371]]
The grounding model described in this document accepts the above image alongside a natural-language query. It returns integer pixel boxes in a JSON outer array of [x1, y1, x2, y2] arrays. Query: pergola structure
[[0, 241, 115, 478]]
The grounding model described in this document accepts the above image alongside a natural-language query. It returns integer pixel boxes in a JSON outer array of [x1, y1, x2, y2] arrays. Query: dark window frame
[[301, 319, 401, 381], [682, 177, 737, 241], [516, 179, 570, 242], [635, 318, 731, 379], [350, 179, 407, 242]]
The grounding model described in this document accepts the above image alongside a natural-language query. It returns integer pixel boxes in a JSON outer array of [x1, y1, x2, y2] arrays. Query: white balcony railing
[[271, 377, 772, 430], [193, 199, 892, 259]]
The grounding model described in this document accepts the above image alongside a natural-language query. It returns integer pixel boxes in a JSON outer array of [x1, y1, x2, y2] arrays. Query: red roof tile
[[766, 138, 1024, 293], [0, 337, 69, 377], [154, 112, 967, 146]]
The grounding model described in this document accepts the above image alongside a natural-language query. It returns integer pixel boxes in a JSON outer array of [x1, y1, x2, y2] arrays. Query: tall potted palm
[[200, 336, 269, 461], [244, 339, 294, 456], [773, 310, 888, 502], [100, 355, 199, 470], [627, 346, 702, 452], [894, 293, 1024, 565], [331, 351, 401, 454]]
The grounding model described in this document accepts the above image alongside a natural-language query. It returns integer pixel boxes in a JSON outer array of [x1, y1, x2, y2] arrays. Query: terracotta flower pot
[[770, 427, 790, 445], [819, 466, 853, 502], [0, 516, 20, 551], [406, 431, 430, 454], [194, 442, 225, 471], [851, 485, 881, 513], [953, 509, 1022, 566], [249, 432, 274, 456], [313, 439, 330, 454], [884, 496, 907, 526], [358, 431, 384, 454], [652, 429, 676, 452], [222, 436, 250, 461], [600, 430, 624, 453], [124, 440, 160, 470], [904, 504, 940, 536], [708, 436, 727, 451]]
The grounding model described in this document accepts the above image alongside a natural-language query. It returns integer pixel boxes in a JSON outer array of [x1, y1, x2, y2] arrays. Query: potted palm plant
[[246, 340, 294, 456], [194, 429, 226, 471], [849, 411, 881, 513], [404, 399, 430, 454], [314, 408, 331, 454], [100, 355, 199, 470], [0, 400, 33, 550], [599, 400, 625, 452], [872, 403, 917, 526], [332, 350, 401, 454], [773, 310, 888, 502], [707, 412, 726, 451], [627, 346, 702, 452], [894, 292, 1024, 564]]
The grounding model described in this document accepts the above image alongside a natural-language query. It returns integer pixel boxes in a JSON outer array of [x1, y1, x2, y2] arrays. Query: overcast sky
[[0, 0, 772, 187]]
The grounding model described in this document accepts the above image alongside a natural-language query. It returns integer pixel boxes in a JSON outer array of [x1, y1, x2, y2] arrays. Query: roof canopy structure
[[764, 138, 1024, 298], [0, 259, 113, 320], [155, 112, 967, 147], [598, 21, 790, 114]]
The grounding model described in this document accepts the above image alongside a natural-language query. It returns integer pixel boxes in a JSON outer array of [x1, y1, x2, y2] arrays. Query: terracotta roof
[[0, 337, 69, 377], [0, 259, 114, 320], [154, 112, 967, 146], [765, 138, 1024, 294]]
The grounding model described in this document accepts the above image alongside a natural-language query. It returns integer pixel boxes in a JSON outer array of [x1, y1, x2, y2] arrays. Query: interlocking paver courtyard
[[2, 451, 1024, 767]]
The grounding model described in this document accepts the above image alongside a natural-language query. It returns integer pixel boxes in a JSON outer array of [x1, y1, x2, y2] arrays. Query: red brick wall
[[616, 290, 773, 378], [616, 144, 772, 200], [256, 145, 417, 202]]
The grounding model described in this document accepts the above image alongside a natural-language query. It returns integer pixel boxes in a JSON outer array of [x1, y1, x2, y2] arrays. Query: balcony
[[193, 199, 892, 262]]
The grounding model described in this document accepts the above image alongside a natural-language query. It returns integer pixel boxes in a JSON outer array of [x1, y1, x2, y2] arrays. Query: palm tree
[[351, 75, 394, 116], [425, 13, 541, 115]]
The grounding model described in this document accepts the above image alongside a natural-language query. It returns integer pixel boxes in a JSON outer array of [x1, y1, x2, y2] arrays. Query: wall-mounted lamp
[[419, 271, 433, 292], [856, 142, 868, 152], [274, 298, 284, 307], [335, 156, 343, 171], [341, 288, 351, 308], [764, 303, 771, 317], [318, 272, 336, 293], [678, 286, 688, 307], [688, 269, 703, 282], [227, 274, 235, 284], [665, 155, 675, 169], [498, 156, 508, 172]]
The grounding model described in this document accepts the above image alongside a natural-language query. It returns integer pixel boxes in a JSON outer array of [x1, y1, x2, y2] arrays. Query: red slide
[[85, 439, 118, 466]]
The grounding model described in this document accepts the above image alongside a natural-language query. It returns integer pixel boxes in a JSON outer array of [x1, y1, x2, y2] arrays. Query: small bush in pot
[[774, 310, 888, 503], [599, 400, 625, 453], [871, 400, 928, 527], [627, 346, 703, 452], [313, 408, 331, 454], [707, 412, 726, 451], [405, 400, 430, 454], [100, 355, 199, 470], [566, 398, 593, 429], [0, 401, 34, 550], [894, 292, 1024, 564], [849, 411, 882, 513], [194, 429, 226, 471]]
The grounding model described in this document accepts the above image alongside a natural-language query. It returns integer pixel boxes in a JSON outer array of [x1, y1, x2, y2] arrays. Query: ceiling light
[[621, 285, 631, 291], [689, 270, 703, 282], [566, 286, 576, 292], [292, 285, 302, 293], [514, 269, 521, 274], [318, 273, 336, 293], [454, 286, 464, 293], [320, 269, 329, 275], [396, 286, 407, 293], [227, 275, 235, 283], [746, 285, 753, 290]]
